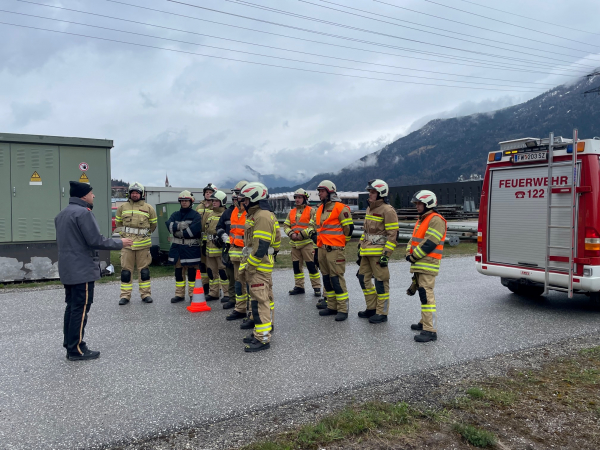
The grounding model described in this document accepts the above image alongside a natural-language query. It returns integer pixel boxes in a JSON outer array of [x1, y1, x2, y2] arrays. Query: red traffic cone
[[187, 270, 211, 313]]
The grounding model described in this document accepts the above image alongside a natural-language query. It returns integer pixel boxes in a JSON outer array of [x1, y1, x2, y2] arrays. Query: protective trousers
[[206, 255, 227, 298], [225, 263, 236, 299], [63, 281, 94, 356], [247, 269, 274, 343], [174, 259, 199, 298], [358, 255, 390, 315], [414, 272, 437, 332], [318, 248, 348, 313], [120, 247, 152, 300], [234, 261, 249, 314], [292, 244, 321, 290]]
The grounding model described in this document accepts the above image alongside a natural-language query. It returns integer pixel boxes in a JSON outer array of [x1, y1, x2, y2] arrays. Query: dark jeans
[[63, 282, 95, 356]]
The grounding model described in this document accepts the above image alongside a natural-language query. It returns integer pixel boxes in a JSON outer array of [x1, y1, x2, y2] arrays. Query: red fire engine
[[476, 130, 600, 301]]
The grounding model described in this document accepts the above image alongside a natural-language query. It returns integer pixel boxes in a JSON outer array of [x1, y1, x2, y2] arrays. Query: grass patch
[[240, 344, 600, 450], [452, 423, 497, 447]]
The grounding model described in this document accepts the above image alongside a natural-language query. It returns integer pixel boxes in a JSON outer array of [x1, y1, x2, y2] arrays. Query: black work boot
[[67, 348, 100, 361], [244, 338, 270, 353], [171, 296, 185, 303], [203, 284, 210, 298], [205, 294, 220, 301], [221, 296, 230, 304], [316, 298, 328, 309], [226, 310, 246, 321], [319, 308, 337, 316], [289, 287, 305, 295], [335, 312, 348, 321], [242, 334, 254, 344], [142, 296, 153, 303], [411, 323, 423, 331], [223, 301, 235, 310], [358, 309, 376, 319], [118, 298, 129, 305], [314, 288, 321, 298], [414, 330, 437, 342], [369, 314, 388, 324], [240, 318, 255, 329]]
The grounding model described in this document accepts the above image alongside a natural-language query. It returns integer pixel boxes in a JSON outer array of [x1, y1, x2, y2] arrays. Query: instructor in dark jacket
[[55, 181, 132, 361]]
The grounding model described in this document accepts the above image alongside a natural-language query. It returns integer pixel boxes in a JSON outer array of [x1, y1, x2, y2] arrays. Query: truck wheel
[[523, 286, 545, 297], [590, 292, 600, 304]]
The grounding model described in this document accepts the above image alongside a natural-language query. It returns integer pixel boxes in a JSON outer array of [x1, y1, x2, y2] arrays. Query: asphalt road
[[1, 257, 599, 449]]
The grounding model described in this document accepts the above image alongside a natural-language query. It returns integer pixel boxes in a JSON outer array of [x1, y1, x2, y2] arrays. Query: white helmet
[[128, 181, 144, 196], [294, 188, 309, 202], [178, 190, 195, 204], [411, 190, 437, 208], [203, 183, 218, 195], [232, 180, 248, 194], [365, 179, 389, 197], [317, 180, 336, 194], [210, 190, 228, 206], [239, 182, 269, 202]]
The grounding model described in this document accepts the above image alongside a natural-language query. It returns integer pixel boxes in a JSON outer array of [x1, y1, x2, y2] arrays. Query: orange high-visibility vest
[[410, 212, 447, 259], [230, 207, 247, 247], [288, 206, 312, 234], [316, 202, 346, 248]]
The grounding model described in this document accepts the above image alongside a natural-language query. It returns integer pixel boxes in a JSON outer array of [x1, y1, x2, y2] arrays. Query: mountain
[[235, 165, 307, 189], [283, 76, 600, 192]]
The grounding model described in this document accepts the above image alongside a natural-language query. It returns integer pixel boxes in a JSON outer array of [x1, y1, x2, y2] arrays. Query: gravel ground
[[1, 257, 599, 449]]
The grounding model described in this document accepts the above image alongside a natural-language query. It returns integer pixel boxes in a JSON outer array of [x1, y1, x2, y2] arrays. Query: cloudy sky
[[2, 0, 599, 188]]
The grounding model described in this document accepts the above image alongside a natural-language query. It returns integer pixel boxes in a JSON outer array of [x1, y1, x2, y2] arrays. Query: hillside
[[283, 75, 600, 191]]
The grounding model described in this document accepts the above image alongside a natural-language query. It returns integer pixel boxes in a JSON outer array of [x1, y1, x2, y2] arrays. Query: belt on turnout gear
[[171, 237, 200, 246], [119, 227, 150, 235], [242, 246, 275, 257], [363, 233, 387, 245]]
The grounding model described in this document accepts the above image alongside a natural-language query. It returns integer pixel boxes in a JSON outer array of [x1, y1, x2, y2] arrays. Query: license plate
[[513, 152, 547, 163]]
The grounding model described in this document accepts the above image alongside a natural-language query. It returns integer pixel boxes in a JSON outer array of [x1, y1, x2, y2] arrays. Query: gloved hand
[[379, 255, 389, 267], [221, 244, 230, 266], [221, 233, 230, 244], [174, 231, 184, 238], [310, 232, 317, 244], [406, 275, 418, 296], [273, 251, 279, 262], [213, 234, 223, 249], [406, 254, 416, 264], [177, 222, 190, 231]]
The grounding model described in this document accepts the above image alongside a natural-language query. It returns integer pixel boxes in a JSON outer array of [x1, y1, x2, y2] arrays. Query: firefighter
[[315, 180, 354, 321], [204, 190, 229, 301], [115, 182, 158, 305], [165, 191, 203, 302], [357, 180, 399, 323], [283, 189, 321, 297], [197, 183, 217, 298], [216, 180, 249, 318], [237, 182, 280, 352], [405, 190, 447, 343]]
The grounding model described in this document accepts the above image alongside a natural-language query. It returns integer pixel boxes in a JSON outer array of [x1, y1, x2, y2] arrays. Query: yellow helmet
[[209, 190, 228, 206]]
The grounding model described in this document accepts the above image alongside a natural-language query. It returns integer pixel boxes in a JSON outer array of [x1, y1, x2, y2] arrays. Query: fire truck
[[475, 130, 600, 301]]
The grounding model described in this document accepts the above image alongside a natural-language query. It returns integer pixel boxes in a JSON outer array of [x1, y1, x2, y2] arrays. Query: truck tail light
[[477, 222, 483, 253], [584, 227, 600, 257], [475, 255, 482, 262]]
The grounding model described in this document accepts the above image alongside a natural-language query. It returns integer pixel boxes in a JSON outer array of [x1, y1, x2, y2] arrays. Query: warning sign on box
[[29, 171, 42, 186]]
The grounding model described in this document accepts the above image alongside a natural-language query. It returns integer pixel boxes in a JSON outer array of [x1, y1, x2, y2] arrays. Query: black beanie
[[70, 181, 93, 198]]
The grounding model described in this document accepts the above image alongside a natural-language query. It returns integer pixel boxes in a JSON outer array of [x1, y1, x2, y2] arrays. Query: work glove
[[406, 254, 416, 264], [213, 234, 223, 249], [174, 231, 184, 238], [379, 255, 389, 267], [310, 232, 317, 244], [221, 244, 231, 266], [177, 222, 190, 231], [221, 233, 230, 244], [273, 251, 279, 262], [406, 275, 418, 296]]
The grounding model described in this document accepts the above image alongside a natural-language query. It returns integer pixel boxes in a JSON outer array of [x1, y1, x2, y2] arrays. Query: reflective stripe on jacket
[[115, 199, 157, 250], [286, 205, 314, 248], [316, 202, 347, 248], [409, 211, 447, 274]]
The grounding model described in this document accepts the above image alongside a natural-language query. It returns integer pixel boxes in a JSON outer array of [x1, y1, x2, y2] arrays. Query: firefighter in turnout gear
[[406, 190, 447, 343], [165, 191, 203, 303], [216, 180, 249, 320], [357, 180, 399, 323], [283, 189, 321, 297], [204, 190, 229, 301], [115, 182, 157, 305], [197, 183, 217, 298], [315, 180, 354, 321], [238, 182, 281, 352]]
